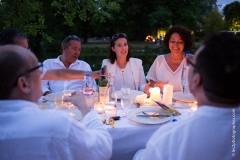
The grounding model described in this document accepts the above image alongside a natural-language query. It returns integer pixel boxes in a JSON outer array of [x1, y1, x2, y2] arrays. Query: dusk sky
[[217, 0, 239, 10]]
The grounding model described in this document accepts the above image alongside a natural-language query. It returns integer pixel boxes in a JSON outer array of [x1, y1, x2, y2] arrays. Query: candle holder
[[104, 102, 117, 118], [94, 102, 105, 114]]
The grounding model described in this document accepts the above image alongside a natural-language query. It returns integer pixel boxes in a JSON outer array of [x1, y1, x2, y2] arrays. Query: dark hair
[[61, 35, 81, 48], [108, 33, 131, 64], [163, 25, 193, 51], [196, 32, 240, 105], [0, 49, 27, 99], [0, 29, 27, 46]]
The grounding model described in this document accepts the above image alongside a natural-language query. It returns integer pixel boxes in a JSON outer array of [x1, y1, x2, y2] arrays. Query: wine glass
[[121, 86, 130, 98], [121, 98, 132, 116], [62, 90, 76, 109]]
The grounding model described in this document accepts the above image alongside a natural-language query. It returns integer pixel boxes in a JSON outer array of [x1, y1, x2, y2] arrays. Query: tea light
[[136, 94, 147, 105], [104, 102, 117, 117], [162, 84, 173, 105], [149, 87, 161, 105], [94, 102, 105, 114], [144, 98, 151, 105]]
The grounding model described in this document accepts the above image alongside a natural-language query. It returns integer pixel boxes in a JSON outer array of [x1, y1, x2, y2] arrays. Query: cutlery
[[152, 99, 181, 116], [137, 114, 170, 118]]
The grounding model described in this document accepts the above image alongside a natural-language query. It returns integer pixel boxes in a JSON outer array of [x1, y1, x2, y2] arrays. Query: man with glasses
[[0, 29, 100, 81], [134, 32, 240, 160], [0, 45, 112, 159], [42, 35, 97, 95]]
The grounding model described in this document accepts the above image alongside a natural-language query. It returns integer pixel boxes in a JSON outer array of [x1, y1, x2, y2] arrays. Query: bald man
[[0, 45, 112, 159], [0, 29, 100, 80]]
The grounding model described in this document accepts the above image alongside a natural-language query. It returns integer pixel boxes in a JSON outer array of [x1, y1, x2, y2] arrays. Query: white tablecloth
[[37, 98, 195, 160]]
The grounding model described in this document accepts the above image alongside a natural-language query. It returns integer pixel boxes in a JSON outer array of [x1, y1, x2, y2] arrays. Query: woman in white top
[[102, 33, 147, 91], [145, 25, 194, 93]]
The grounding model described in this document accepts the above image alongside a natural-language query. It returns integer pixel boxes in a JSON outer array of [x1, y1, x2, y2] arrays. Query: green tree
[[202, 7, 225, 34], [51, 0, 121, 43], [0, 0, 52, 42], [223, 1, 240, 31]]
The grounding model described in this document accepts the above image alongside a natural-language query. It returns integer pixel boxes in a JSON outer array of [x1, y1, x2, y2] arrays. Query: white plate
[[43, 92, 62, 101], [127, 107, 172, 124], [173, 92, 196, 103], [115, 90, 144, 99]]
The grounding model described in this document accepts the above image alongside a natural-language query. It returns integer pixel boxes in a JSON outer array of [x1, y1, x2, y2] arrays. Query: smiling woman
[[101, 33, 147, 92], [145, 25, 194, 94]]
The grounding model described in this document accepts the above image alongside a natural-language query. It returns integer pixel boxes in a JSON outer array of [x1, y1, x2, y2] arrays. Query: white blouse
[[146, 55, 184, 92]]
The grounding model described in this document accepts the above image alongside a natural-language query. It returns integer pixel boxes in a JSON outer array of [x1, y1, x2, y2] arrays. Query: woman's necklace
[[116, 63, 126, 74], [170, 56, 183, 62]]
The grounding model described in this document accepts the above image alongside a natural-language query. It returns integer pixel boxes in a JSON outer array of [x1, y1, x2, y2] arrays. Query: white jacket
[[102, 58, 146, 91]]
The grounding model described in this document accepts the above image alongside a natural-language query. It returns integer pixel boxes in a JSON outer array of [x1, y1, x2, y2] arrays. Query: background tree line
[[0, 0, 240, 62]]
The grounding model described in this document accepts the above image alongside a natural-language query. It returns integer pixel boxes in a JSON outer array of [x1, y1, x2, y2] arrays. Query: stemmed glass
[[121, 98, 132, 116], [62, 90, 76, 116], [121, 86, 130, 98]]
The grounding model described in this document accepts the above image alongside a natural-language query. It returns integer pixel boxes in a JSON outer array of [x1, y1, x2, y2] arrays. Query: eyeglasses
[[112, 33, 127, 40], [61, 35, 80, 46], [14, 62, 43, 86], [186, 57, 198, 70]]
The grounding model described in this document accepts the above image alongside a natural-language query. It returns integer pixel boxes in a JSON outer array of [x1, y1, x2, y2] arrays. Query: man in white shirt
[[134, 32, 240, 160], [0, 45, 112, 160], [0, 29, 101, 80], [42, 35, 97, 95]]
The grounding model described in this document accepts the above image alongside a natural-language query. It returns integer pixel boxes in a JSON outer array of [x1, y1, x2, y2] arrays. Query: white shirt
[[42, 56, 97, 93], [134, 105, 240, 160], [102, 58, 147, 91], [0, 100, 112, 160], [146, 55, 184, 92]]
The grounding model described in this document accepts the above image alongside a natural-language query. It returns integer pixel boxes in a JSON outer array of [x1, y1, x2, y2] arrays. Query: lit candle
[[104, 102, 117, 117], [149, 87, 161, 105], [144, 98, 151, 105], [162, 84, 173, 105], [94, 102, 105, 114]]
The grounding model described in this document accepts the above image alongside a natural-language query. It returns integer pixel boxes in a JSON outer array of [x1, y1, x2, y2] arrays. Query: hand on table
[[155, 80, 169, 92]]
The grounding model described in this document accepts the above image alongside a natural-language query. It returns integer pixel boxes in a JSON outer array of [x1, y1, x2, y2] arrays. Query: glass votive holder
[[94, 102, 105, 114], [104, 102, 117, 118]]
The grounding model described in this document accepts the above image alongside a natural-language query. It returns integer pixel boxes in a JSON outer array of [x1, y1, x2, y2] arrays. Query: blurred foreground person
[[0, 45, 112, 160], [134, 32, 240, 160], [0, 29, 100, 80]]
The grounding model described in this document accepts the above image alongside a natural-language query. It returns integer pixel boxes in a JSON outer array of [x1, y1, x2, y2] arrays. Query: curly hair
[[163, 25, 193, 51], [108, 33, 132, 64]]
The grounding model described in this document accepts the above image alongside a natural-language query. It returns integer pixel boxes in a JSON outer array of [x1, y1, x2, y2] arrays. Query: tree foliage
[[0, 0, 222, 58], [202, 7, 225, 34], [223, 1, 240, 31]]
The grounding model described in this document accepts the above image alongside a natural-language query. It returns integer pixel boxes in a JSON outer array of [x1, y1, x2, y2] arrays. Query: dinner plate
[[115, 90, 144, 99], [127, 107, 172, 124], [172, 92, 196, 103], [43, 92, 62, 102]]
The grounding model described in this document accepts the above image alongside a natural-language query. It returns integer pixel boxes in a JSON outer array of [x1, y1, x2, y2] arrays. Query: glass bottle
[[83, 71, 94, 107], [181, 52, 191, 94], [104, 73, 117, 118], [99, 65, 108, 103]]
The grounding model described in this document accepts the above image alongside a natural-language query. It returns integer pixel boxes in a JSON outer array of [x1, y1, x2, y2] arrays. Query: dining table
[[37, 93, 197, 160]]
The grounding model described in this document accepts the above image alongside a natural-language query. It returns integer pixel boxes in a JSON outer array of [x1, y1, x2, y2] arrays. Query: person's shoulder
[[78, 60, 90, 66], [130, 57, 142, 62], [43, 58, 56, 63], [102, 59, 111, 64]]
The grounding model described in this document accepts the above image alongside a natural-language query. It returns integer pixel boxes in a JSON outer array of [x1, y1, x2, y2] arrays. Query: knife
[[136, 114, 171, 118]]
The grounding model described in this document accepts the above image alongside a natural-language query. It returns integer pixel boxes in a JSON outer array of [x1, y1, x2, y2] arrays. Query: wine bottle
[[99, 65, 108, 103]]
